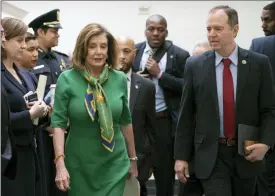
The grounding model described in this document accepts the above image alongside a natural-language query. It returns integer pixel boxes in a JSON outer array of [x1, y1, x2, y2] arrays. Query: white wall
[[1, 1, 28, 20], [4, 1, 272, 54]]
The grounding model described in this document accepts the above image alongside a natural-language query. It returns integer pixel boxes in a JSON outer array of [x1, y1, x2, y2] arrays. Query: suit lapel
[[205, 51, 219, 114], [17, 70, 36, 92], [129, 73, 141, 113], [165, 48, 173, 72], [133, 42, 146, 71], [236, 47, 250, 106], [1, 64, 26, 95]]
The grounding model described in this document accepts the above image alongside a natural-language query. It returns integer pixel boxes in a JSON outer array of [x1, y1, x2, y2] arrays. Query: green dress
[[51, 68, 131, 196]]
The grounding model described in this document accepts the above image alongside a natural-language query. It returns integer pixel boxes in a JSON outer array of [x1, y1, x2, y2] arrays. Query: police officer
[[28, 9, 70, 196], [28, 9, 70, 96]]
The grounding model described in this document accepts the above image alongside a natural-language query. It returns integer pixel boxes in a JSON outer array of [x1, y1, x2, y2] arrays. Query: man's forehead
[[261, 10, 275, 18], [118, 44, 133, 50], [207, 13, 228, 26], [26, 39, 38, 45], [146, 20, 166, 27], [117, 42, 134, 49], [116, 37, 135, 48]]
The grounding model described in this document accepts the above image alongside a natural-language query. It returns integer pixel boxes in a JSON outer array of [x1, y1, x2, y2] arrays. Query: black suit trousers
[[153, 116, 175, 196], [201, 144, 256, 196], [36, 129, 68, 196], [255, 149, 275, 196], [178, 174, 204, 196], [1, 145, 38, 196]]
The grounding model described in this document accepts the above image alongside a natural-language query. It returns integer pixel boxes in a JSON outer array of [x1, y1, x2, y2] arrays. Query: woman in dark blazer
[[1, 23, 17, 180], [1, 17, 48, 196], [15, 31, 52, 196]]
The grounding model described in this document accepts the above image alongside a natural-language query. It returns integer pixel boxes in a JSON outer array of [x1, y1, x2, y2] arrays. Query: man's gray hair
[[193, 41, 210, 50]]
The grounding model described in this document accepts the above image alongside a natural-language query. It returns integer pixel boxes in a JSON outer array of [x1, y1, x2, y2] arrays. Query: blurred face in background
[[3, 34, 25, 60], [145, 16, 168, 48], [192, 44, 211, 56], [1, 17, 27, 60], [18, 38, 39, 70], [1, 24, 6, 42], [261, 9, 275, 36], [38, 27, 60, 48], [116, 37, 136, 73]]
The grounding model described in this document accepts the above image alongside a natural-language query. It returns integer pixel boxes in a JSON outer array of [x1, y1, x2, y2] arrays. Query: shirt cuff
[[157, 71, 163, 79]]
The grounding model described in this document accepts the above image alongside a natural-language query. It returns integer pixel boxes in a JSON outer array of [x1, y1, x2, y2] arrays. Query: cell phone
[[24, 92, 38, 104]]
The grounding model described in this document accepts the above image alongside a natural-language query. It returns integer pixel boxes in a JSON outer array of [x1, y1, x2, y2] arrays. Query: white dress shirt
[[140, 42, 167, 112], [126, 69, 132, 104]]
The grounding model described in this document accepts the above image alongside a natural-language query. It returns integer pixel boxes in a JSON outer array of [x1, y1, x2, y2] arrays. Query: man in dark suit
[[132, 14, 190, 196], [250, 3, 275, 194], [28, 9, 70, 196], [116, 36, 156, 196], [250, 35, 275, 196], [260, 1, 275, 37], [174, 5, 275, 196], [178, 41, 211, 196], [250, 35, 275, 68]]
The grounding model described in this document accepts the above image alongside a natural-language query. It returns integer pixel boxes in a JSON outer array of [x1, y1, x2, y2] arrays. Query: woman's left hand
[[128, 160, 138, 178]]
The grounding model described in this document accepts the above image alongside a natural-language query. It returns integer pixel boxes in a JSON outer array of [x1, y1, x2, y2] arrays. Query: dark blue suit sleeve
[[11, 110, 33, 131], [249, 39, 255, 51], [174, 57, 196, 161]]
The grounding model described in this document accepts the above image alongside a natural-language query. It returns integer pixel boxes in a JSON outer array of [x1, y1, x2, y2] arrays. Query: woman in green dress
[[50, 23, 138, 196]]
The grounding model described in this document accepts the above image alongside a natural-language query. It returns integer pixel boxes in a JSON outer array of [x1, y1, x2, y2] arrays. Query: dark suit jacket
[[250, 35, 275, 80], [1, 63, 36, 146], [1, 84, 17, 179], [174, 47, 275, 179], [129, 72, 156, 181], [250, 35, 275, 150], [132, 41, 190, 134], [32, 49, 71, 96], [1, 84, 11, 154]]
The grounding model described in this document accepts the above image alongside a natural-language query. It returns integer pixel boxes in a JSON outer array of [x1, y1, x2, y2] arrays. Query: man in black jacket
[[249, 2, 275, 196], [117, 36, 156, 196], [132, 14, 190, 196]]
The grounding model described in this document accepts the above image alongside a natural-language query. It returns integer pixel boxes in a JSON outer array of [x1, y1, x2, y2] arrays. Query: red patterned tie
[[223, 58, 235, 139]]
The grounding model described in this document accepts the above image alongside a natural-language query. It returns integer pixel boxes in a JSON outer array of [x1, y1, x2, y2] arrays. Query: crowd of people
[[1, 1, 275, 196]]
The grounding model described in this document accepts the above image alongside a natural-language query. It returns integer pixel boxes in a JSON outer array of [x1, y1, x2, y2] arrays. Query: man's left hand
[[245, 143, 269, 162], [146, 58, 160, 77]]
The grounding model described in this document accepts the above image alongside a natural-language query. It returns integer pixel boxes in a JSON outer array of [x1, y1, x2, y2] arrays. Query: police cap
[[28, 9, 62, 30]]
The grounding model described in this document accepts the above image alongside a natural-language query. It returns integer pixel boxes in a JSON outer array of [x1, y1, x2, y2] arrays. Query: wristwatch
[[129, 157, 138, 161]]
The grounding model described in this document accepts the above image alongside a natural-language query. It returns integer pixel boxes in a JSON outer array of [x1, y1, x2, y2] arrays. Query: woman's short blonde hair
[[1, 17, 28, 59], [71, 23, 118, 70]]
